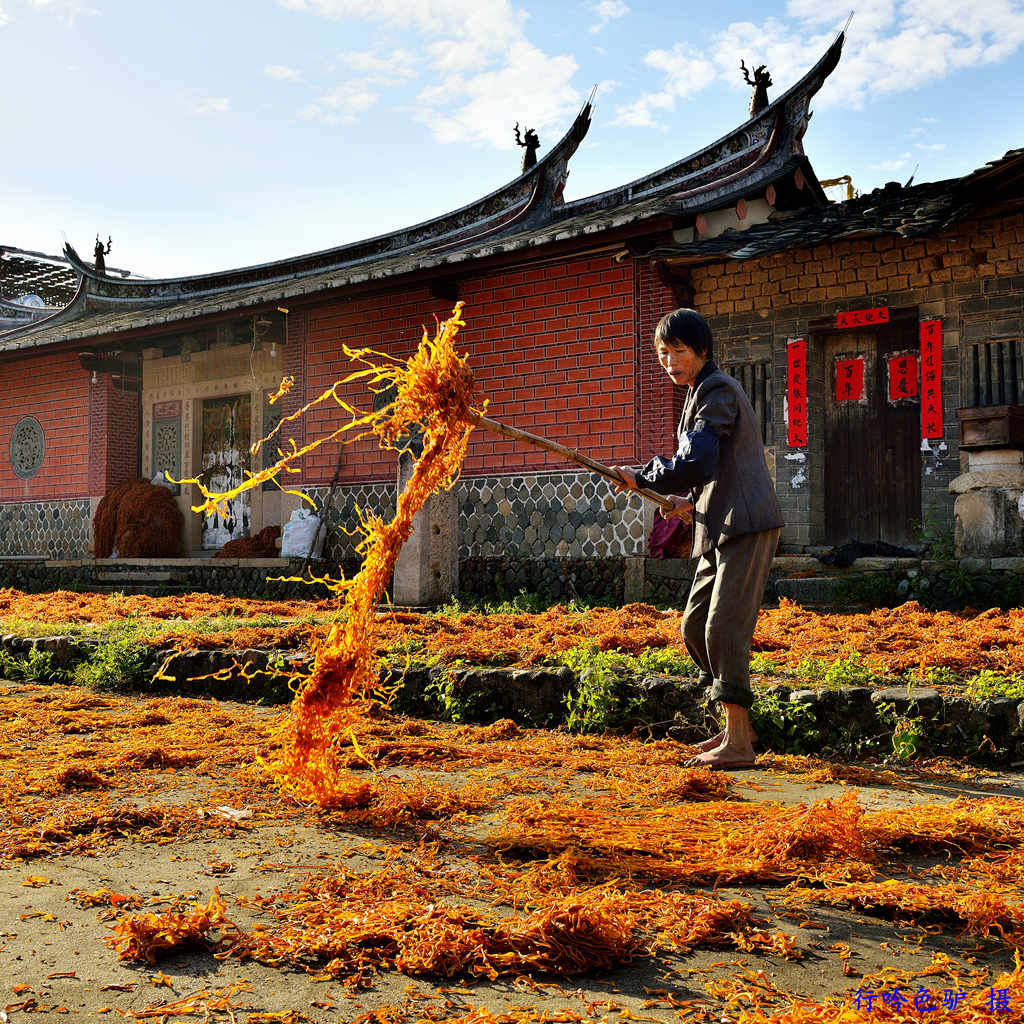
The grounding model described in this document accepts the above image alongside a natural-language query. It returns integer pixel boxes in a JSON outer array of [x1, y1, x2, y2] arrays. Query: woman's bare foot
[[694, 726, 758, 752], [685, 704, 757, 769]]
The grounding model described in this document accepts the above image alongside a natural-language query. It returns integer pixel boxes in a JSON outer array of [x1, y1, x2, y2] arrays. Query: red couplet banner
[[835, 358, 865, 401], [787, 338, 808, 447], [920, 321, 943, 438]]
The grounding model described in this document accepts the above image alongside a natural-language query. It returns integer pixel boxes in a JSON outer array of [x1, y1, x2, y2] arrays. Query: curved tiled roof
[[635, 148, 1024, 264]]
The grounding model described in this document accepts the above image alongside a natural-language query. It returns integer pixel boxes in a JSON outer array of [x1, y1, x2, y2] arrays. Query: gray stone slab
[[960, 557, 992, 571], [773, 576, 839, 605], [770, 556, 821, 573], [845, 557, 921, 572], [870, 686, 942, 718]]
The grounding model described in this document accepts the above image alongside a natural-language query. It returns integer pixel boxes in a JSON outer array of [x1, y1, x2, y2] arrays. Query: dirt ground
[[2, 681, 1023, 1023]]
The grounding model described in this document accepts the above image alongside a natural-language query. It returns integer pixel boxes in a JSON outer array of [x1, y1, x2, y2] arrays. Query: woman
[[614, 309, 783, 769]]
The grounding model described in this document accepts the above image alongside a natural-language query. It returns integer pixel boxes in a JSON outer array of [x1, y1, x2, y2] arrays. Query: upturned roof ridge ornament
[[94, 234, 112, 275], [740, 60, 772, 118], [514, 122, 540, 174]]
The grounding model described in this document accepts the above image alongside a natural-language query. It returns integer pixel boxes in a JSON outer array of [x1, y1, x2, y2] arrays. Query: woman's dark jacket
[[636, 362, 784, 558]]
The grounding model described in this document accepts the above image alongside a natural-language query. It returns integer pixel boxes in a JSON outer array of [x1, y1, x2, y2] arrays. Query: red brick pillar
[[279, 309, 308, 486], [635, 261, 686, 462], [88, 375, 140, 499]]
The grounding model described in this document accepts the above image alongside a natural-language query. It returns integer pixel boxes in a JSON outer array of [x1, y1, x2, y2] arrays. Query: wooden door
[[200, 393, 252, 549], [824, 326, 920, 546]]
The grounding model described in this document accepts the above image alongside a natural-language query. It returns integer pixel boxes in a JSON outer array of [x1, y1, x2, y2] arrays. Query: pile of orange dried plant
[[106, 890, 235, 964]]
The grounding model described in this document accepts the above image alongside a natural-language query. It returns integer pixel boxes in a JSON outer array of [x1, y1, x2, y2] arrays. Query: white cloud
[[299, 80, 378, 124], [342, 48, 418, 84], [192, 96, 230, 115], [614, 1, 1024, 129], [870, 152, 912, 170], [785, 0, 895, 34], [279, 0, 524, 39], [612, 43, 716, 127], [280, 0, 582, 148], [589, 0, 629, 34], [916, 141, 947, 151], [25, 0, 99, 25], [416, 41, 579, 146], [266, 64, 302, 81]]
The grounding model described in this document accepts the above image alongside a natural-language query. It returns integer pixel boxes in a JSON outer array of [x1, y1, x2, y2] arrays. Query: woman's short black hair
[[654, 308, 713, 360]]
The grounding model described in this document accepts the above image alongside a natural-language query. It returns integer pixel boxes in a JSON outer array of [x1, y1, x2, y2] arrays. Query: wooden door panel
[[824, 325, 920, 546]]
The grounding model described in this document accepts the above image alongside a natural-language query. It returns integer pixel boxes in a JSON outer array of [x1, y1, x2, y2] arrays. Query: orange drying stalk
[[106, 889, 233, 964], [188, 303, 484, 805], [214, 524, 282, 558]]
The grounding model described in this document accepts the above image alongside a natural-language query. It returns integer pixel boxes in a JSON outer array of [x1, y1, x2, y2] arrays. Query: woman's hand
[[610, 466, 637, 492], [662, 495, 694, 523]]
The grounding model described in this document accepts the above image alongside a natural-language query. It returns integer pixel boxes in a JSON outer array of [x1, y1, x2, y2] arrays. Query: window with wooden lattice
[[967, 339, 1022, 407], [722, 359, 773, 443]]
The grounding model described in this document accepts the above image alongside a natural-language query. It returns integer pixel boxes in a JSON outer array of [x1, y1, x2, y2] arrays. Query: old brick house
[[0, 30, 1021, 596]]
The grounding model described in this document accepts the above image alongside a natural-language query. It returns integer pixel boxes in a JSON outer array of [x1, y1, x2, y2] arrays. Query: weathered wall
[[694, 210, 1024, 549]]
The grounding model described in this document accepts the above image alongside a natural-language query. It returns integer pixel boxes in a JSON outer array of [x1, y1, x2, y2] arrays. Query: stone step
[[93, 571, 181, 583], [88, 583, 191, 595], [774, 576, 841, 605]]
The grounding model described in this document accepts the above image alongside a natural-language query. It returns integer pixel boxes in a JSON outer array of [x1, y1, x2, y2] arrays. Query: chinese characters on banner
[[837, 306, 890, 329], [888, 354, 919, 402], [920, 321, 943, 438], [835, 358, 865, 401], [787, 339, 807, 447]]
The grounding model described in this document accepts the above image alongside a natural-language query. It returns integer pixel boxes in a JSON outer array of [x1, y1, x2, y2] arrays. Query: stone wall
[[0, 499, 92, 559], [306, 471, 648, 566]]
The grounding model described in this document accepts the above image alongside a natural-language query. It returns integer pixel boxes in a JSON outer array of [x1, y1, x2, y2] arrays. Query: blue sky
[[2, 0, 1022, 278]]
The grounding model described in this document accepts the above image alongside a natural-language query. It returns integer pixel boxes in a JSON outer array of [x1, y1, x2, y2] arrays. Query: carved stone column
[[392, 450, 459, 606]]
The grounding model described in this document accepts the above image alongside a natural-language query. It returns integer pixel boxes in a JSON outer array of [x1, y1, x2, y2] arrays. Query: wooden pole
[[471, 413, 677, 513]]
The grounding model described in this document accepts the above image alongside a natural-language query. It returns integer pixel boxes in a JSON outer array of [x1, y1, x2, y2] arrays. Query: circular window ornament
[[11, 416, 44, 479]]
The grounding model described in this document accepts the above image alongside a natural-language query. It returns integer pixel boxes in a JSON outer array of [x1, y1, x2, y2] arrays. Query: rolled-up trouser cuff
[[697, 670, 714, 690], [708, 677, 754, 710]]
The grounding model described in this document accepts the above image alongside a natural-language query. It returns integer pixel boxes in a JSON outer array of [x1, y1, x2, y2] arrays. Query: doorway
[[200, 393, 251, 549], [823, 324, 921, 546]]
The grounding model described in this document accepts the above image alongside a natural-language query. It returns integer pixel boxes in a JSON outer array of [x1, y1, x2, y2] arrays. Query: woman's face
[[657, 340, 707, 387]]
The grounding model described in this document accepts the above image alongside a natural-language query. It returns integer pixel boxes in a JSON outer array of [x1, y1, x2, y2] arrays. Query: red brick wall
[[0, 351, 90, 500], [88, 376, 140, 497], [300, 253, 637, 484]]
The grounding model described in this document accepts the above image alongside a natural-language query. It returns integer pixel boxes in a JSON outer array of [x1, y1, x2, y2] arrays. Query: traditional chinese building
[[0, 31, 1021, 597]]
